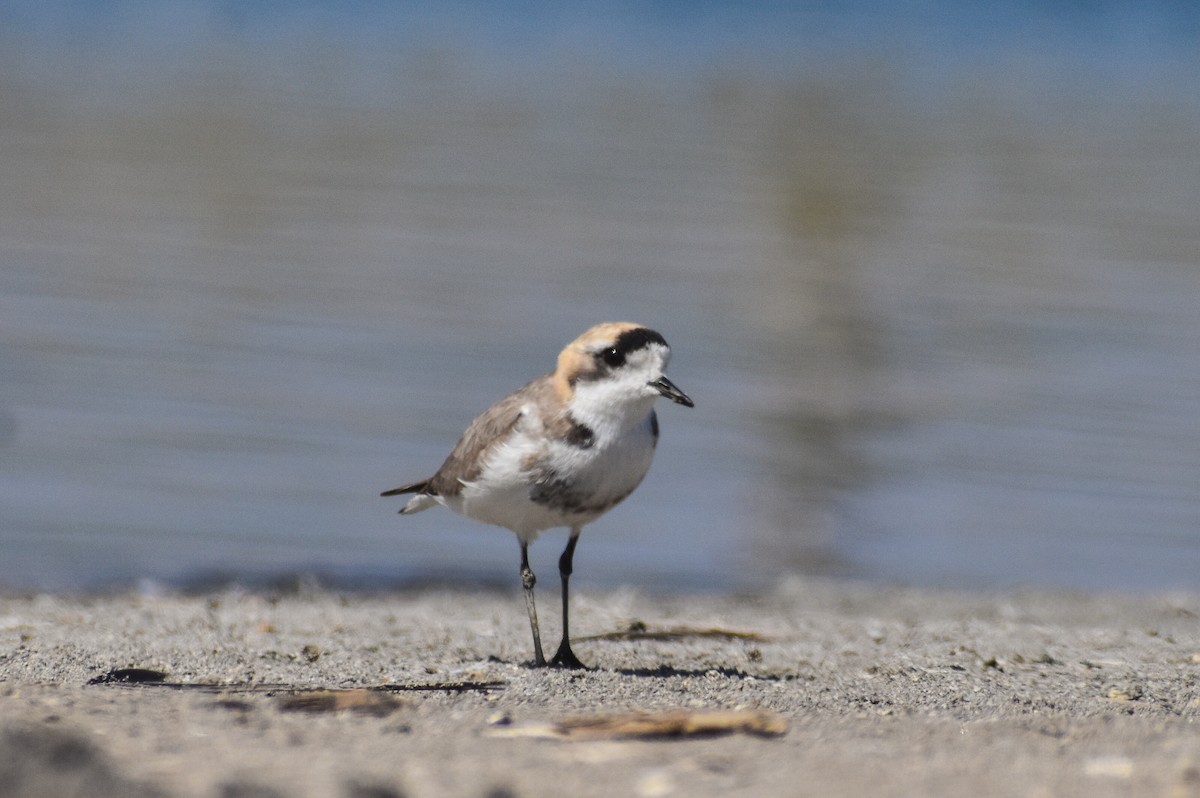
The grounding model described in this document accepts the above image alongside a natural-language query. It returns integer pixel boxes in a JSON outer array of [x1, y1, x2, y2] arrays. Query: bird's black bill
[[648, 376, 694, 407]]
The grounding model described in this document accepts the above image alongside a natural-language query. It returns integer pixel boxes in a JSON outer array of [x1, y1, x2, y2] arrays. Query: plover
[[382, 322, 693, 668]]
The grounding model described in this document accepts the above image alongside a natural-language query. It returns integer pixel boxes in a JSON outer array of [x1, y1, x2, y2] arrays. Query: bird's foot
[[548, 640, 588, 670]]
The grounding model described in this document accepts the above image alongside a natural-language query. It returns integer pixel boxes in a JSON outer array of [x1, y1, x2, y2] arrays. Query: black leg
[[549, 528, 587, 669], [520, 541, 546, 666]]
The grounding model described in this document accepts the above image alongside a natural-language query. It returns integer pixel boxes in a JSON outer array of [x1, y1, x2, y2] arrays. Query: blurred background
[[2, 2, 1199, 594]]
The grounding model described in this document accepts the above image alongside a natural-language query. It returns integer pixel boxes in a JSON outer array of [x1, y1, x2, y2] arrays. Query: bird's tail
[[380, 480, 439, 515], [380, 480, 428, 497]]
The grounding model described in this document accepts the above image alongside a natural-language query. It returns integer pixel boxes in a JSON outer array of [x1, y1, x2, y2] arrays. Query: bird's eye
[[600, 347, 624, 368]]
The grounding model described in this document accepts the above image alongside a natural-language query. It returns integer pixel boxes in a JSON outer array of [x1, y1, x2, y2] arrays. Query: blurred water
[[2, 3, 1199, 593]]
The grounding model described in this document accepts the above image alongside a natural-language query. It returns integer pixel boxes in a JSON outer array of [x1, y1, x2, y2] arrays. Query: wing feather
[[425, 375, 553, 498]]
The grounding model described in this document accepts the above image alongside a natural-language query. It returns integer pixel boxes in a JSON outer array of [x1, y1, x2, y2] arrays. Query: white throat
[[567, 379, 657, 442]]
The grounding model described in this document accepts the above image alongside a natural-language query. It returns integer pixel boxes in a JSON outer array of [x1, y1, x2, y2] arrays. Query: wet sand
[[3, 578, 1200, 797]]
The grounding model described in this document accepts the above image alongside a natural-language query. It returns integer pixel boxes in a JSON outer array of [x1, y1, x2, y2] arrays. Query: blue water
[[2, 2, 1199, 593]]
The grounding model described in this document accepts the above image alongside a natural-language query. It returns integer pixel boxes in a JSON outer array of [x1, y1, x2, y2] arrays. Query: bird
[[381, 322, 694, 668]]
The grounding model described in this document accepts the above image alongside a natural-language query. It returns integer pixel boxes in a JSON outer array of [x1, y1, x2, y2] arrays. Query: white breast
[[454, 408, 658, 542]]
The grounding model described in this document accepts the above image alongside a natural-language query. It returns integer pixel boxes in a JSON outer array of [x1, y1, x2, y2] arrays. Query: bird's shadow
[[613, 664, 784, 681], [494, 659, 783, 681]]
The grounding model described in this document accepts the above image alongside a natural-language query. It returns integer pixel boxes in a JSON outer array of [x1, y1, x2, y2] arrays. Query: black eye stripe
[[594, 327, 668, 367]]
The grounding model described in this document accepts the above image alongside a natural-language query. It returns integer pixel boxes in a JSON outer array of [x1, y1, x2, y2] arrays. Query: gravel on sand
[[3, 578, 1200, 797]]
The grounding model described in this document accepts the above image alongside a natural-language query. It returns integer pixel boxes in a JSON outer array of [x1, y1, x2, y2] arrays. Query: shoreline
[[3, 578, 1200, 797]]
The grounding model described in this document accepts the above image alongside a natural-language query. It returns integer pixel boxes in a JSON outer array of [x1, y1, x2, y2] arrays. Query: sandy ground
[[3, 577, 1200, 798]]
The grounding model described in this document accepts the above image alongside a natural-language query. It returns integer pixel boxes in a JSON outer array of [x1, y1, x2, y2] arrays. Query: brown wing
[[424, 375, 554, 498]]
